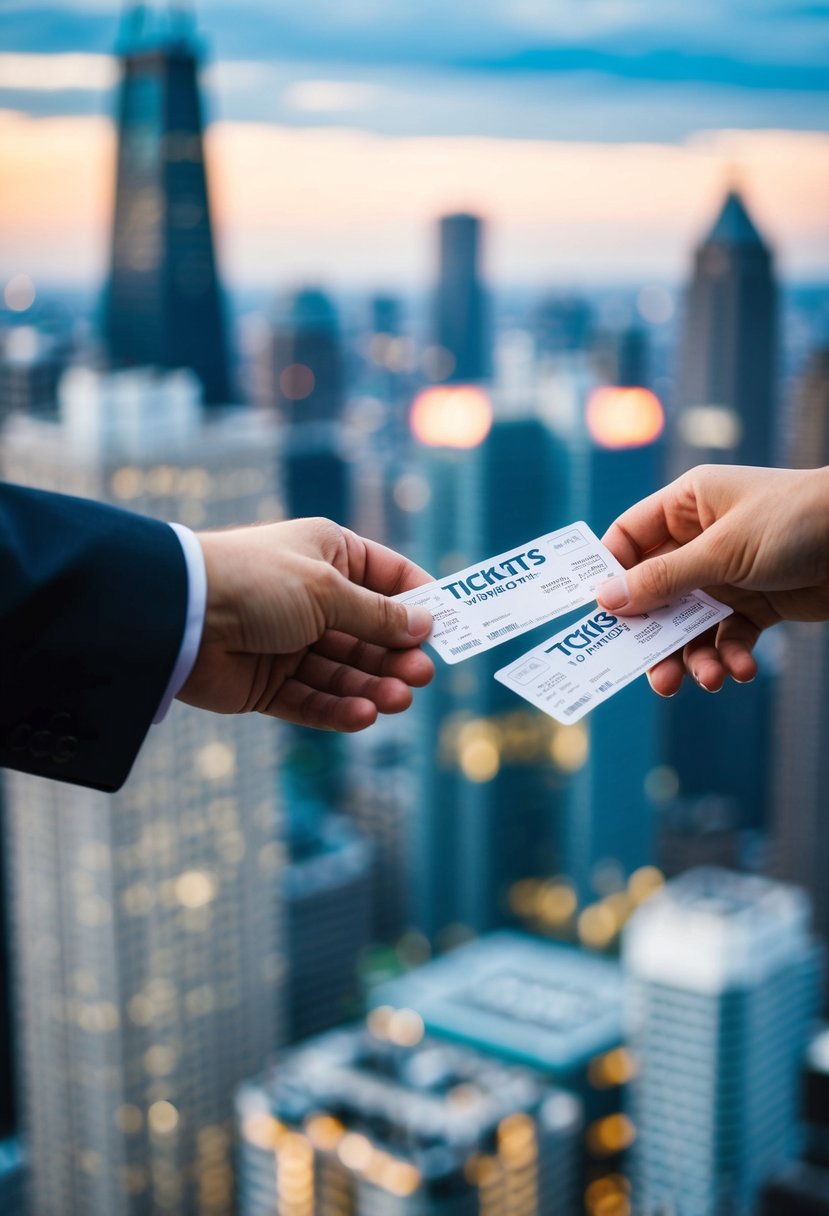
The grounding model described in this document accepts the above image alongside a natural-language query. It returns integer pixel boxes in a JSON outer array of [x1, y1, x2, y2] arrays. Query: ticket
[[494, 592, 733, 723], [394, 523, 626, 664]]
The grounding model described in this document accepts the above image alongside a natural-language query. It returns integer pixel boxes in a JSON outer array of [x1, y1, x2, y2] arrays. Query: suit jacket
[[0, 482, 187, 792]]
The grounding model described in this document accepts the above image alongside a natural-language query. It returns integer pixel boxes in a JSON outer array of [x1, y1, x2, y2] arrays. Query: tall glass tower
[[103, 3, 232, 405], [434, 213, 489, 383]]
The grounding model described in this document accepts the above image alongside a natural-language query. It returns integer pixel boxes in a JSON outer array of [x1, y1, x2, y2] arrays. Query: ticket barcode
[[449, 639, 483, 656], [487, 623, 521, 641], [565, 694, 592, 716], [597, 681, 613, 693]]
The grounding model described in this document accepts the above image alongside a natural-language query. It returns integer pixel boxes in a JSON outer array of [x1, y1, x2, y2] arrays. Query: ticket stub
[[495, 592, 732, 723], [394, 523, 626, 665]]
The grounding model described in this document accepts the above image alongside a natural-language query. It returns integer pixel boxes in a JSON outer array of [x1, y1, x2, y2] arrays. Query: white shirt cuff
[[153, 523, 207, 724]]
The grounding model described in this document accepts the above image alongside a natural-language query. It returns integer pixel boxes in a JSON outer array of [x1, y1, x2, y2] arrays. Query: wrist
[[196, 530, 241, 645]]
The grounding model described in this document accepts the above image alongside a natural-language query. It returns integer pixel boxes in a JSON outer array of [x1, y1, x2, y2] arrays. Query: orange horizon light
[[409, 384, 493, 450], [585, 386, 665, 450]]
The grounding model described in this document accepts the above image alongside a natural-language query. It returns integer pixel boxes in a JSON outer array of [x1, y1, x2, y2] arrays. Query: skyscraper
[[434, 213, 489, 383], [271, 288, 351, 526], [664, 187, 780, 851], [408, 406, 575, 940], [773, 347, 829, 947], [624, 867, 821, 1216], [103, 4, 232, 405], [281, 815, 373, 1043], [1, 369, 284, 1216], [673, 186, 778, 472], [236, 1020, 582, 1216]]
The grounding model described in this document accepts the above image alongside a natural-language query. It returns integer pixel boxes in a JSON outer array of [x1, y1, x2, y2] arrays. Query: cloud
[[0, 52, 116, 90], [281, 80, 383, 114]]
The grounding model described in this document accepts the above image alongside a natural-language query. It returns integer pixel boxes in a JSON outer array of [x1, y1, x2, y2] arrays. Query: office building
[[773, 348, 829, 947], [624, 867, 822, 1216], [236, 1020, 582, 1216], [103, 4, 232, 404], [673, 186, 778, 472], [532, 295, 593, 358], [271, 288, 351, 526], [408, 402, 575, 939], [540, 366, 665, 902], [434, 213, 489, 382], [282, 815, 373, 1042], [345, 720, 413, 943], [760, 1163, 829, 1216], [663, 187, 780, 848], [373, 931, 633, 1208], [0, 1138, 24, 1216], [1, 368, 284, 1216]]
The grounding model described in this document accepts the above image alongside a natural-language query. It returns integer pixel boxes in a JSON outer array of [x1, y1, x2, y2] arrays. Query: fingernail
[[733, 674, 757, 685], [406, 605, 433, 637], [597, 575, 629, 610]]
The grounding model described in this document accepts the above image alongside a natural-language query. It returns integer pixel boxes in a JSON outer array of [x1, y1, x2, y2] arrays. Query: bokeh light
[[4, 273, 36, 312], [410, 385, 493, 449], [279, 362, 315, 401], [585, 386, 664, 449]]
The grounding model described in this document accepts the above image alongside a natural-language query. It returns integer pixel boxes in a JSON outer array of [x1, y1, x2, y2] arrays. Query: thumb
[[323, 570, 433, 648], [597, 530, 725, 614]]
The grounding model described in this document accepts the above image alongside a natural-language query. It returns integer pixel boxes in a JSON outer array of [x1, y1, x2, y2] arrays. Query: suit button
[[53, 736, 78, 764]]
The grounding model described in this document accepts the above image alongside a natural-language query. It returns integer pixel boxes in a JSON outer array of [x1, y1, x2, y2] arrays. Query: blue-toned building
[[434, 213, 489, 383], [372, 931, 632, 1210], [236, 1020, 582, 1216], [103, 3, 232, 405], [409, 413, 574, 939], [624, 867, 822, 1216]]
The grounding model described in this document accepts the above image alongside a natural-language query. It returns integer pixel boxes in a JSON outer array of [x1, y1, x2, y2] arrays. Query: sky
[[0, 0, 827, 289]]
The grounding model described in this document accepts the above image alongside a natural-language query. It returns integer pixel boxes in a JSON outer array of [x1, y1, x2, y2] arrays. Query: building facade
[[624, 867, 821, 1216], [1, 370, 284, 1216]]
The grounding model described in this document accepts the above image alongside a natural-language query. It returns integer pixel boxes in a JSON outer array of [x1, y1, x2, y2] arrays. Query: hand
[[597, 464, 829, 696], [177, 518, 434, 731]]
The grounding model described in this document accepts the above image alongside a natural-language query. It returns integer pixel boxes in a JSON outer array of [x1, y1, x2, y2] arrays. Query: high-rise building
[[673, 186, 778, 472], [282, 815, 373, 1043], [663, 187, 780, 851], [0, 789, 24, 1216], [271, 288, 351, 526], [434, 213, 489, 383], [372, 931, 633, 1210], [103, 4, 232, 405], [408, 405, 575, 940], [1, 368, 284, 1216], [773, 348, 829, 948], [236, 1020, 582, 1216], [0, 1138, 25, 1216], [624, 867, 822, 1216], [541, 367, 666, 903]]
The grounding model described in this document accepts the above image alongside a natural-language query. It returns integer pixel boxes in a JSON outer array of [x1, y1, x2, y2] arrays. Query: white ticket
[[495, 592, 733, 723], [394, 523, 626, 664]]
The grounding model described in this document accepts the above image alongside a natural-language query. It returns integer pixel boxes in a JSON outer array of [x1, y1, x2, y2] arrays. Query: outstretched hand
[[597, 464, 829, 696], [177, 518, 434, 731]]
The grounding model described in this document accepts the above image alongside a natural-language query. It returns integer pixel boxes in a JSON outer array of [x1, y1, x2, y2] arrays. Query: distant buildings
[[282, 815, 373, 1043], [673, 187, 778, 472], [434, 213, 489, 383], [624, 867, 821, 1216], [236, 1021, 582, 1216], [773, 348, 829, 948], [372, 931, 632, 1209], [1, 370, 284, 1216], [103, 4, 232, 404]]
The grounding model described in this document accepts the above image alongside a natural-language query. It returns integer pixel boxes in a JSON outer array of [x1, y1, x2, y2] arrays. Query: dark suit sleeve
[[0, 482, 188, 792]]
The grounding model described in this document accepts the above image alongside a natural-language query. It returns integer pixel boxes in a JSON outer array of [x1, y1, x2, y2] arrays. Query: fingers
[[682, 631, 727, 693], [713, 613, 760, 684], [295, 651, 415, 714], [645, 612, 760, 701], [320, 566, 433, 650], [313, 629, 434, 687], [597, 523, 730, 615], [342, 529, 433, 596], [646, 653, 686, 698], [269, 679, 380, 732]]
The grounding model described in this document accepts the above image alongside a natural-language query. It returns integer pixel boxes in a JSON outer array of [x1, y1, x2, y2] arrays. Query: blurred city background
[[1, 2, 828, 1214]]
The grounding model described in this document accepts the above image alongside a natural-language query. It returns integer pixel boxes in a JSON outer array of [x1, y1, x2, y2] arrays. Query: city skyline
[[0, 1, 828, 289]]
